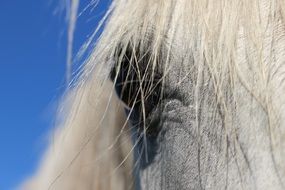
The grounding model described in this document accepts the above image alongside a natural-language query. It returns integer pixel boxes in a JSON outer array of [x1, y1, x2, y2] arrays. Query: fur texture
[[23, 0, 285, 189]]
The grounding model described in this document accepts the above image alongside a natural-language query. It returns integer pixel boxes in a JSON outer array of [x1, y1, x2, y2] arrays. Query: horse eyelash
[[110, 46, 163, 136]]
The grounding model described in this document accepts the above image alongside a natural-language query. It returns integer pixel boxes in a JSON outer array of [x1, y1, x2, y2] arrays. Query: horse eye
[[110, 47, 163, 136]]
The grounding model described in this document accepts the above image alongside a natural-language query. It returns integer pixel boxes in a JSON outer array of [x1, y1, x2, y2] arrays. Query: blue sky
[[0, 1, 109, 189]]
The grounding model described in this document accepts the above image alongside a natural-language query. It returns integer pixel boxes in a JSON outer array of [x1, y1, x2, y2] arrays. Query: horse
[[23, 0, 285, 189]]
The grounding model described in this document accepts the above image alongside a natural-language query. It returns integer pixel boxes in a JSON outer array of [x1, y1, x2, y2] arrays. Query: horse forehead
[[132, 1, 285, 189], [136, 24, 285, 190]]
